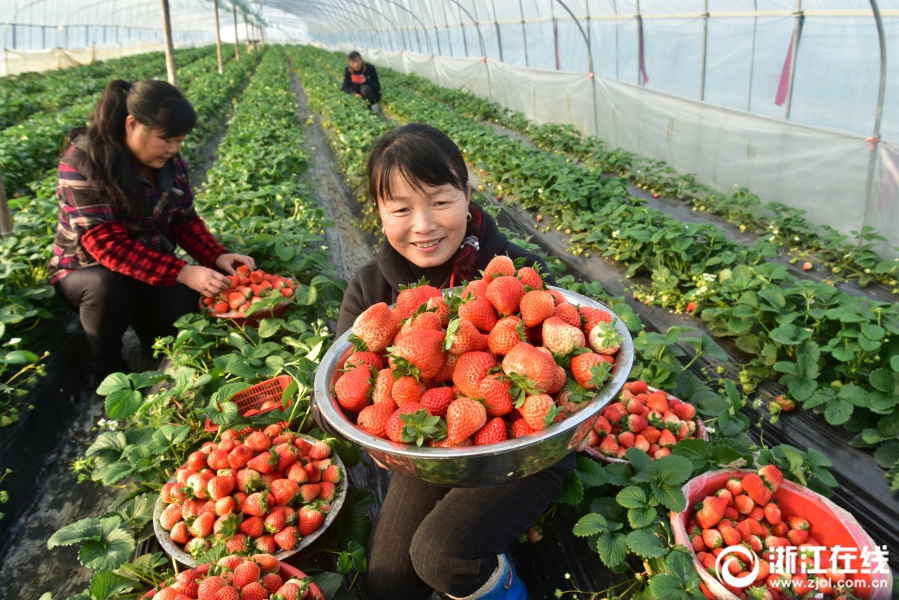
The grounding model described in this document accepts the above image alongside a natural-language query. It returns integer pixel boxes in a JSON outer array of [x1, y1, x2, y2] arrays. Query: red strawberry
[[321, 464, 342, 483], [198, 576, 228, 600], [272, 443, 298, 472], [351, 302, 400, 353], [758, 465, 785, 492], [458, 297, 499, 332], [581, 308, 613, 336], [187, 450, 207, 470], [260, 573, 283, 594], [207, 449, 231, 471], [598, 435, 619, 456], [617, 431, 635, 449], [298, 505, 326, 536], [787, 516, 808, 531], [446, 398, 488, 445], [517, 266, 544, 290], [269, 479, 298, 507], [453, 351, 497, 398], [444, 318, 488, 355], [427, 296, 451, 327], [695, 496, 728, 529], [274, 526, 299, 550], [357, 398, 397, 438], [483, 255, 515, 282], [554, 302, 581, 327], [742, 473, 773, 505], [263, 509, 286, 534], [658, 429, 677, 448], [395, 283, 442, 320], [159, 504, 183, 531], [485, 276, 526, 316], [239, 582, 267, 600], [487, 316, 525, 356], [391, 329, 446, 380], [372, 368, 395, 404], [715, 489, 733, 506], [474, 373, 512, 417], [788, 529, 809, 544], [473, 417, 508, 445], [587, 321, 621, 355], [251, 534, 275, 554], [569, 352, 613, 390], [345, 351, 384, 372], [519, 290, 556, 327], [170, 521, 190, 545], [593, 416, 612, 435], [303, 462, 321, 483], [673, 402, 696, 421], [228, 445, 254, 470], [391, 375, 427, 406], [215, 496, 237, 516], [207, 475, 236, 501], [734, 494, 755, 515], [307, 440, 331, 460], [190, 512, 215, 537], [241, 492, 269, 517], [702, 528, 723, 548], [541, 316, 586, 355], [299, 483, 321, 503], [510, 417, 535, 438], [463, 279, 488, 300], [401, 311, 444, 335], [502, 342, 558, 392], [763, 503, 782, 525], [273, 583, 301, 600], [725, 477, 743, 496], [626, 415, 649, 433], [720, 525, 741, 546], [335, 363, 375, 413], [244, 432, 272, 453], [385, 402, 428, 443], [247, 450, 278, 475], [420, 386, 455, 417], [319, 480, 337, 501]]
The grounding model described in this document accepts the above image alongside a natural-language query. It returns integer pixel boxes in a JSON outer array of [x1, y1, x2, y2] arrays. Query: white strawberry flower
[[612, 230, 619, 238], [4, 337, 21, 346]]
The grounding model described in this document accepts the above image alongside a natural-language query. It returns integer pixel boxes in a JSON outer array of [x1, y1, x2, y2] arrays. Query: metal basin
[[312, 286, 634, 487]]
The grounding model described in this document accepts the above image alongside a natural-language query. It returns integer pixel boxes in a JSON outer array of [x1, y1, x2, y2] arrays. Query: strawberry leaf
[[572, 513, 609, 537], [626, 530, 668, 558]]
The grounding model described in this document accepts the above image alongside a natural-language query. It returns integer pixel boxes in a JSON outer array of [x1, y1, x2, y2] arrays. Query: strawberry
[[488, 316, 525, 356], [170, 521, 190, 545], [198, 576, 228, 600], [720, 525, 741, 546], [264, 509, 286, 534], [658, 429, 677, 448], [190, 512, 215, 537], [273, 583, 301, 600], [318, 480, 336, 502], [351, 303, 401, 353], [233, 559, 261, 588], [321, 464, 342, 483], [245, 431, 273, 453], [581, 308, 613, 336], [554, 302, 581, 328], [241, 492, 269, 517], [763, 502, 782, 525], [598, 435, 619, 456], [483, 255, 516, 282], [427, 296, 451, 327], [702, 528, 723, 549], [587, 321, 621, 355], [463, 279, 488, 300], [725, 477, 743, 496], [626, 414, 649, 433], [514, 265, 542, 289], [645, 391, 670, 414], [520, 394, 556, 431], [742, 473, 773, 505], [260, 573, 284, 594], [458, 297, 499, 332], [473, 417, 508, 445], [420, 386, 455, 417], [159, 503, 183, 531], [298, 505, 326, 536], [788, 529, 809, 544], [213, 511, 240, 539], [250, 535, 275, 554], [395, 283, 443, 319], [236, 468, 264, 493], [715, 489, 733, 506], [445, 318, 488, 355], [475, 373, 513, 417], [299, 483, 321, 503], [786, 516, 808, 531], [758, 465, 785, 492], [207, 475, 236, 501], [247, 450, 278, 475], [271, 479, 300, 507], [502, 342, 558, 392], [541, 316, 586, 355], [453, 351, 497, 398], [569, 352, 613, 390], [691, 532, 706, 552], [228, 445, 254, 470], [208, 449, 231, 471], [372, 368, 395, 404], [486, 276, 526, 316], [695, 496, 728, 529], [734, 494, 755, 515], [344, 351, 384, 372], [307, 440, 331, 460], [673, 402, 696, 421], [335, 363, 375, 413], [274, 526, 299, 550], [391, 375, 427, 406], [386, 402, 429, 443], [446, 398, 488, 445], [593, 416, 612, 435], [617, 431, 635, 449], [304, 462, 321, 483], [390, 329, 446, 380], [215, 496, 237, 517], [519, 290, 556, 327], [401, 310, 444, 335], [272, 443, 299, 472], [357, 398, 397, 438]]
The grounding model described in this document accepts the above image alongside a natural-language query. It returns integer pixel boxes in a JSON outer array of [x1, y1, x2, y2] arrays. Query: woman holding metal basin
[[335, 123, 575, 600]]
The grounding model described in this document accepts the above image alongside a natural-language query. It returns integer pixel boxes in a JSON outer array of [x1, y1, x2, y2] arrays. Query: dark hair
[[367, 123, 482, 283], [71, 79, 197, 213], [348, 51, 362, 60]]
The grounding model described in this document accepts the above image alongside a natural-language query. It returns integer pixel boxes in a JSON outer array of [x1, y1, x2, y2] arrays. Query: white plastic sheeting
[[337, 43, 898, 259], [0, 41, 175, 76]]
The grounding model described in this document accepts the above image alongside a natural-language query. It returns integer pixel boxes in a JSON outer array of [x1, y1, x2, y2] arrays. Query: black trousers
[[362, 465, 567, 599], [54, 266, 199, 371], [359, 84, 379, 106]]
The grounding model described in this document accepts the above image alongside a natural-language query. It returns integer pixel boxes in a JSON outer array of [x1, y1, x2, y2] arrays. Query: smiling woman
[[47, 79, 254, 378]]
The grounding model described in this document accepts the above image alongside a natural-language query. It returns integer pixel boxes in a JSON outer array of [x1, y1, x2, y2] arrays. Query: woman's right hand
[[176, 264, 232, 297]]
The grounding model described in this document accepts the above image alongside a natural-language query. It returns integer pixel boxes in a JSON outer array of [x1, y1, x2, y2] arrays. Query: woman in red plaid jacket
[[48, 79, 253, 377]]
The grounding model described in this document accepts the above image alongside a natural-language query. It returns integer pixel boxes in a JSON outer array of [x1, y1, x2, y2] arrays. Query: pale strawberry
[[542, 316, 586, 355], [587, 321, 622, 355], [351, 302, 400, 353], [307, 440, 331, 460]]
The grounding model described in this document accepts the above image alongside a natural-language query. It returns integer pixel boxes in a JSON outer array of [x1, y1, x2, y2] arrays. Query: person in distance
[[341, 50, 382, 110], [48, 79, 253, 377], [335, 123, 573, 600]]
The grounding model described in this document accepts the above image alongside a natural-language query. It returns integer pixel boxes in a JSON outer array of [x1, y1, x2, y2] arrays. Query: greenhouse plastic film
[[1, 41, 184, 77], [339, 44, 898, 259]]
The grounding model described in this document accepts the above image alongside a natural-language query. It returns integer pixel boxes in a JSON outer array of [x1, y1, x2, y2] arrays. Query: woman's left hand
[[215, 253, 255, 275]]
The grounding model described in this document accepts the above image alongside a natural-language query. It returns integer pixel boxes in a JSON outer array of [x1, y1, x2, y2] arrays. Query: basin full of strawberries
[[313, 257, 634, 487]]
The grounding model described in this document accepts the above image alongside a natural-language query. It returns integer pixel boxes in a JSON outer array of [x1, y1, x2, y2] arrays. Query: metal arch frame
[[554, 0, 598, 136], [281, 0, 391, 50], [861, 0, 887, 240], [3, 0, 49, 49], [377, 0, 431, 54], [443, 0, 485, 57]]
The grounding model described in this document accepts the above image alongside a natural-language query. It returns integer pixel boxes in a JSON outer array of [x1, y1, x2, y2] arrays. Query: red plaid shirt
[[48, 139, 227, 286]]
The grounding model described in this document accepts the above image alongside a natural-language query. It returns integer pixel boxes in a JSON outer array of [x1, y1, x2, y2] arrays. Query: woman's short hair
[[367, 123, 468, 204], [348, 51, 362, 60]]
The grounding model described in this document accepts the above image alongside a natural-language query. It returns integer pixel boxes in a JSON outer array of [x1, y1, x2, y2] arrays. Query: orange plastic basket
[[204, 375, 294, 432]]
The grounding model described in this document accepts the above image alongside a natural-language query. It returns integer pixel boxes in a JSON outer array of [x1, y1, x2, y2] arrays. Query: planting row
[[323, 52, 899, 489], [48, 47, 364, 599], [0, 48, 259, 428], [288, 44, 863, 598], [392, 68, 898, 292]]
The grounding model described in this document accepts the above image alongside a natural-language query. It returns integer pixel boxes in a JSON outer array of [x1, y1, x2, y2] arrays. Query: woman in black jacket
[[336, 124, 574, 600]]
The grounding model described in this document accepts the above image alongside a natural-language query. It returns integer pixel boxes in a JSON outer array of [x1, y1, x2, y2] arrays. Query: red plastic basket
[[204, 375, 294, 432]]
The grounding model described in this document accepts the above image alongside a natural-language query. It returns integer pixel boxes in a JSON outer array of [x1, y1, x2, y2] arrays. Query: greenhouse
[[0, 1, 898, 599]]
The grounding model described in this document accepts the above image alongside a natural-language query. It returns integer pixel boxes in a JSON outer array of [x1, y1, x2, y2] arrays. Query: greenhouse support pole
[[555, 0, 599, 137], [783, 0, 802, 120], [0, 169, 11, 238], [747, 0, 758, 111], [550, 0, 560, 69], [518, 0, 528, 66], [440, 0, 454, 57], [244, 10, 249, 46], [160, 0, 178, 86], [860, 0, 887, 241], [635, 0, 641, 85], [233, 4, 240, 60], [700, 0, 708, 100], [459, 1, 468, 57], [214, 0, 224, 74], [490, 0, 503, 62]]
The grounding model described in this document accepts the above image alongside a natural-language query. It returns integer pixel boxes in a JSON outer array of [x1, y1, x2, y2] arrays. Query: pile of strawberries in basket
[[156, 424, 339, 558], [585, 379, 703, 460], [334, 256, 623, 447], [150, 554, 317, 600], [202, 265, 296, 315], [689, 465, 853, 599]]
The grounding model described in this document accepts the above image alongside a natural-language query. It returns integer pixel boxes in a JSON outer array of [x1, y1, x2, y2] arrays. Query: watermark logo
[[714, 545, 759, 588]]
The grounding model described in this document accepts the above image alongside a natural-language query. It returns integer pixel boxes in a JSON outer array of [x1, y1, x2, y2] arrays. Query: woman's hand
[[354, 93, 362, 99], [215, 253, 255, 275], [176, 264, 232, 297]]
